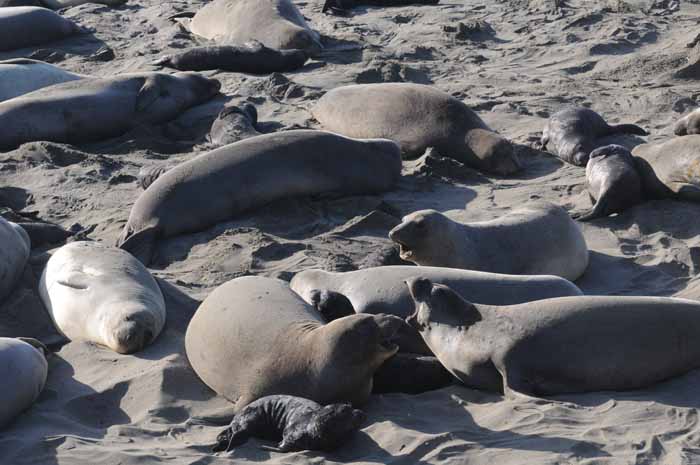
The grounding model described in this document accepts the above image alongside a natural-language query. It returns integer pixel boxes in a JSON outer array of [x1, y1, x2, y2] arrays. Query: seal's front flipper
[[118, 227, 157, 265]]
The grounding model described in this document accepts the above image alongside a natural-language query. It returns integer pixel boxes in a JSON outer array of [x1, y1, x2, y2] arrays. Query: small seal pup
[[633, 135, 700, 201], [0, 217, 30, 303], [407, 277, 700, 396], [0, 7, 81, 52], [185, 276, 402, 410], [39, 241, 166, 354], [0, 72, 220, 151], [0, 337, 48, 428], [573, 144, 643, 221], [674, 108, 700, 136], [313, 83, 521, 175], [118, 130, 401, 265], [0, 58, 84, 103], [154, 41, 308, 74], [541, 106, 647, 166], [389, 201, 589, 281], [212, 395, 365, 453], [208, 103, 261, 147], [291, 265, 583, 355]]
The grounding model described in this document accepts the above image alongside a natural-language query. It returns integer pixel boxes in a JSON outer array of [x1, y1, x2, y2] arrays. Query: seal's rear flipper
[[571, 197, 607, 222], [609, 123, 648, 136], [118, 227, 157, 265]]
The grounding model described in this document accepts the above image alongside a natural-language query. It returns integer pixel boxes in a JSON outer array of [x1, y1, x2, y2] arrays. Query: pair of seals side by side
[[0, 59, 84, 103]]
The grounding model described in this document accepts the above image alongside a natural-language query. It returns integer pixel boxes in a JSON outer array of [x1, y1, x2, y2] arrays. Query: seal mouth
[[375, 315, 402, 354], [394, 239, 414, 260]]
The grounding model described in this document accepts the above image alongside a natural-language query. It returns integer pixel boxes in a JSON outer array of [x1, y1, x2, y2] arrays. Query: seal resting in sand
[[0, 0, 124, 9], [541, 106, 647, 166], [313, 83, 521, 175], [389, 201, 589, 281], [154, 41, 308, 74], [572, 144, 643, 221], [212, 395, 365, 453], [0, 337, 48, 429], [407, 277, 700, 396], [0, 59, 84, 102], [0, 72, 220, 151], [39, 241, 166, 354], [0, 217, 30, 303], [208, 103, 261, 147], [0, 7, 80, 52], [674, 108, 700, 136], [186, 0, 321, 55], [323, 0, 439, 14], [185, 276, 402, 410], [118, 130, 401, 265], [633, 136, 700, 202], [290, 265, 582, 354]]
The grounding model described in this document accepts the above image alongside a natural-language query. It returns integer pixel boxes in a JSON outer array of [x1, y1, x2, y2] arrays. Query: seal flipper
[[571, 196, 608, 222], [118, 226, 157, 265], [608, 123, 648, 136], [212, 426, 250, 452], [136, 76, 164, 112]]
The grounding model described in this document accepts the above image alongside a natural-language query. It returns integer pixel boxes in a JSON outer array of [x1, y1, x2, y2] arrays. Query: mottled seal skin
[[313, 83, 521, 175], [541, 107, 648, 166], [188, 0, 322, 55], [674, 108, 700, 136], [407, 277, 700, 396], [0, 337, 48, 429], [209, 103, 260, 147], [17, 221, 73, 246], [39, 241, 166, 354], [632, 135, 700, 201], [0, 59, 84, 103], [0, 217, 30, 303], [0, 72, 221, 151], [185, 276, 402, 411], [389, 201, 589, 281], [137, 165, 168, 190], [0, 7, 80, 52], [118, 130, 401, 265], [573, 144, 643, 222], [212, 395, 365, 453], [154, 41, 308, 74], [290, 265, 583, 355]]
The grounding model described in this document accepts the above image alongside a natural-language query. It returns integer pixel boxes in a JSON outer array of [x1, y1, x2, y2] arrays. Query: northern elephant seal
[[541, 106, 647, 166], [0, 337, 48, 428], [0, 217, 30, 302], [118, 130, 401, 265], [323, 0, 438, 13], [407, 277, 700, 395], [632, 136, 700, 201], [0, 72, 220, 151], [389, 201, 589, 281], [212, 395, 365, 453], [573, 144, 643, 221], [674, 108, 700, 136], [185, 276, 402, 410], [187, 0, 321, 55], [290, 265, 583, 354], [0, 7, 80, 52], [0, 59, 84, 103], [208, 102, 261, 147], [39, 241, 166, 354], [313, 83, 521, 175], [0, 0, 125, 8]]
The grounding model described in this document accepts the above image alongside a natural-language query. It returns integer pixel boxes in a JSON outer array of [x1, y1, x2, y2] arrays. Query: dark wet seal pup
[[212, 395, 365, 453], [153, 41, 308, 74], [209, 103, 261, 147], [572, 144, 643, 222], [323, 0, 439, 14], [17, 222, 73, 246], [541, 106, 648, 166], [674, 108, 700, 136]]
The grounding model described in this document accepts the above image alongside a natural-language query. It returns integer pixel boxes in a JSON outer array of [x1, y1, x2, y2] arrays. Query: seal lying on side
[[212, 395, 365, 453], [0, 217, 30, 303], [0, 59, 84, 103], [674, 108, 700, 136], [0, 337, 48, 429], [573, 144, 643, 221], [290, 265, 583, 354], [39, 241, 166, 354], [209, 103, 261, 147], [118, 130, 401, 265], [407, 277, 700, 395], [313, 83, 520, 175], [185, 276, 402, 410], [0, 7, 80, 52], [0, 72, 220, 151], [154, 41, 308, 74], [541, 106, 647, 166], [633, 136, 700, 202], [323, 0, 438, 14], [186, 0, 321, 55], [389, 201, 589, 281]]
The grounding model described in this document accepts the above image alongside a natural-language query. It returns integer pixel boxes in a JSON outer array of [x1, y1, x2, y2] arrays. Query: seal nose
[[112, 312, 156, 354]]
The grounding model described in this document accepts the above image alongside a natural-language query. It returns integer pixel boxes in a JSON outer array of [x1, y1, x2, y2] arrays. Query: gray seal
[[0, 7, 80, 52], [212, 395, 365, 453], [407, 277, 700, 396], [572, 144, 643, 221], [118, 130, 401, 265], [0, 217, 30, 303], [0, 337, 48, 428], [632, 135, 700, 201], [208, 103, 260, 147], [0, 58, 84, 103], [388, 201, 589, 281], [541, 106, 647, 166]]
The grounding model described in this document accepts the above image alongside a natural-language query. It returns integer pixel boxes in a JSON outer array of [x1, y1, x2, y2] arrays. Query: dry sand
[[3, 0, 700, 463]]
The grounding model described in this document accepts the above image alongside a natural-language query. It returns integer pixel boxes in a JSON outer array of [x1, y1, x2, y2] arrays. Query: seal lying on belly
[[0, 7, 80, 51], [290, 265, 582, 354], [407, 277, 700, 396], [0, 59, 84, 103], [0, 337, 48, 428], [117, 130, 401, 265], [185, 276, 402, 411]]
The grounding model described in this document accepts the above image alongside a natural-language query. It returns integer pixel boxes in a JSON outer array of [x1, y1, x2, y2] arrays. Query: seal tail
[[609, 123, 648, 136], [117, 226, 157, 266]]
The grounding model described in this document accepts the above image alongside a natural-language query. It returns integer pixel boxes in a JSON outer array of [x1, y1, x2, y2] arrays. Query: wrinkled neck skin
[[444, 222, 480, 270]]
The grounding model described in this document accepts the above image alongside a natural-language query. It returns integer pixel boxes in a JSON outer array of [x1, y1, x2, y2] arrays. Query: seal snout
[[405, 277, 433, 330], [389, 222, 415, 260], [373, 314, 403, 355], [111, 312, 157, 354]]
